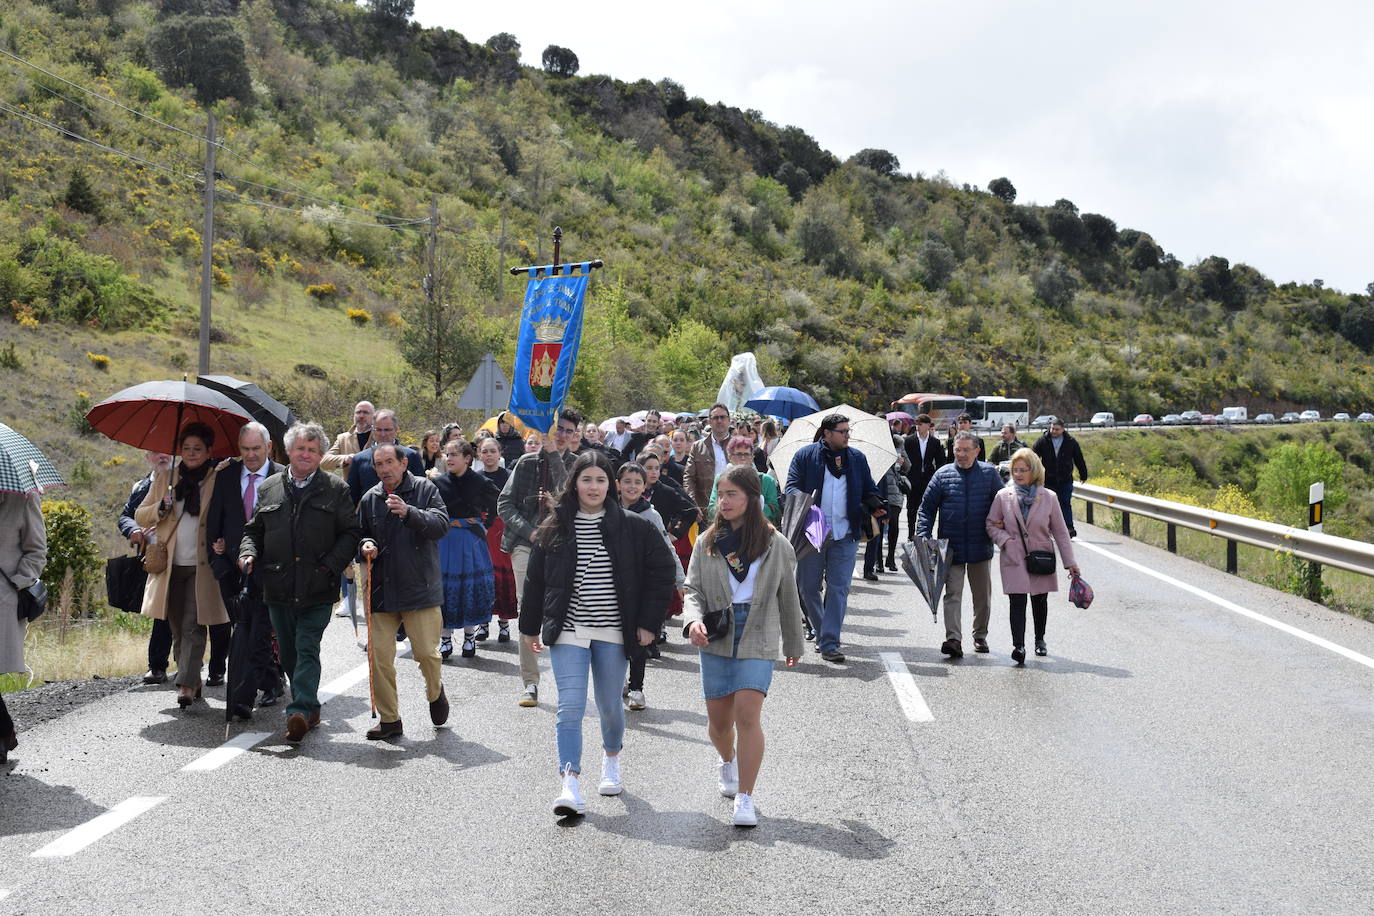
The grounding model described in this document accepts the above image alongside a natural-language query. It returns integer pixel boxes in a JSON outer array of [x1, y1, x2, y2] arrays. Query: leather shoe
[[142, 669, 168, 685], [940, 639, 964, 659], [366, 719, 403, 740], [1011, 646, 1026, 665], [228, 704, 254, 721], [1035, 639, 1048, 657], [206, 674, 225, 687], [862, 571, 879, 581], [974, 638, 990, 653], [308, 712, 321, 730], [285, 712, 309, 743], [429, 685, 450, 727], [820, 649, 846, 663], [885, 561, 898, 572]]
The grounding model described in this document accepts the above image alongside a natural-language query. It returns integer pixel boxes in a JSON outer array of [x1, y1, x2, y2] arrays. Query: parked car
[[1280, 412, 1301, 423], [1333, 412, 1352, 422], [1180, 410, 1203, 424], [1132, 414, 1154, 426], [1254, 413, 1276, 424], [1031, 415, 1056, 429], [1090, 411, 1116, 427], [1300, 409, 1321, 422], [1220, 406, 1248, 423], [1161, 414, 1184, 425], [1201, 414, 1217, 425], [1358, 413, 1374, 423]]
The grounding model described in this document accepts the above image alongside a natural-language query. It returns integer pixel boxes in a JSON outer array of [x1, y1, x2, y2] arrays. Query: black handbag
[[685, 607, 731, 642], [3, 567, 47, 622], [105, 552, 148, 614], [1013, 505, 1057, 576]]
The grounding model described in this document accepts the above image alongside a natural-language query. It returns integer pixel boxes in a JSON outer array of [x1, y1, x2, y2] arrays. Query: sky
[[413, 0, 1374, 294]]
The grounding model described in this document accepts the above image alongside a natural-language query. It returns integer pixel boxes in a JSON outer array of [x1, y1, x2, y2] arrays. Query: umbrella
[[598, 416, 629, 434], [900, 537, 952, 619], [479, 412, 534, 437], [0, 422, 67, 494], [885, 411, 912, 425], [86, 380, 253, 459], [745, 386, 821, 421], [779, 491, 819, 561], [197, 375, 296, 454], [767, 404, 899, 481]]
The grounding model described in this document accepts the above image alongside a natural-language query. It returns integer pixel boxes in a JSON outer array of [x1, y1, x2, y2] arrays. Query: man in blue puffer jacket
[[917, 431, 1003, 659]]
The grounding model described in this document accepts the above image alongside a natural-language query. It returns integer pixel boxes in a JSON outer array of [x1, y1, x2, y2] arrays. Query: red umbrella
[[86, 380, 253, 459]]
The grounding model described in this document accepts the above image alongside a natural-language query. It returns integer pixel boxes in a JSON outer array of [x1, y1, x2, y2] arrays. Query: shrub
[[87, 352, 111, 371], [39, 500, 103, 617], [346, 307, 372, 326], [0, 341, 19, 370], [307, 283, 338, 302], [68, 392, 95, 436]]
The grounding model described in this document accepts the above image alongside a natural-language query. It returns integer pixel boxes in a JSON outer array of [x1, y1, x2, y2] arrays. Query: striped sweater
[[565, 511, 621, 639]]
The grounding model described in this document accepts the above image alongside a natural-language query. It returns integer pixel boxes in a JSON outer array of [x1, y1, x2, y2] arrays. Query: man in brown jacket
[[320, 400, 374, 472], [683, 403, 733, 511]]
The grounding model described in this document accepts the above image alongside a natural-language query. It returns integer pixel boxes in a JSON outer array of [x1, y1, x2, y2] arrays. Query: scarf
[[820, 444, 848, 479], [714, 525, 751, 583], [173, 460, 211, 516], [625, 496, 652, 515], [1014, 483, 1038, 521]]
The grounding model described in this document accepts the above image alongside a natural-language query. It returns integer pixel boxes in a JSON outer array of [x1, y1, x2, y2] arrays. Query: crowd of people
[[1, 398, 1089, 827]]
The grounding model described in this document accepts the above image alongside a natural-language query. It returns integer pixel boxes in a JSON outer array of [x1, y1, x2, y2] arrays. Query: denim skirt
[[699, 603, 775, 700]]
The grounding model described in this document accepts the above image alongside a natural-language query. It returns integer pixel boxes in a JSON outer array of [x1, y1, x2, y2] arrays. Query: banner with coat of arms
[[508, 268, 590, 433]]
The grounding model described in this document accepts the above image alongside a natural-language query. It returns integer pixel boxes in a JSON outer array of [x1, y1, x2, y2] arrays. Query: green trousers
[[268, 603, 333, 717]]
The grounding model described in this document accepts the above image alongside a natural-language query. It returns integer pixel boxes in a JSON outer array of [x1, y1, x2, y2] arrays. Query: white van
[[1220, 407, 1247, 423]]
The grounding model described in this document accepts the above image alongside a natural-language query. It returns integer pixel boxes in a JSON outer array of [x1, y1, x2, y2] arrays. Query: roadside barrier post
[[1305, 483, 1325, 601]]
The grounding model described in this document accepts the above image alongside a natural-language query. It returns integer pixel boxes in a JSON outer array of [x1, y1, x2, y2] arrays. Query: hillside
[[4, 0, 1374, 553]]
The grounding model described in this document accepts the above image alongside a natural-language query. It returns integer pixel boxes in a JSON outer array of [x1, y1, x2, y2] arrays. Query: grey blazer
[[683, 529, 805, 661]]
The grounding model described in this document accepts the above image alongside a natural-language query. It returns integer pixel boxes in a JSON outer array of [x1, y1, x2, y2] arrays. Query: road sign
[[456, 353, 509, 415]]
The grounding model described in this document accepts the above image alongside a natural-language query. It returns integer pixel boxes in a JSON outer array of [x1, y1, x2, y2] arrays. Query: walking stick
[[363, 553, 377, 720]]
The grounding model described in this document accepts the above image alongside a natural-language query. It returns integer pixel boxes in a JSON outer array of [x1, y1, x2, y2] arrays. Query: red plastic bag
[[1068, 572, 1094, 609]]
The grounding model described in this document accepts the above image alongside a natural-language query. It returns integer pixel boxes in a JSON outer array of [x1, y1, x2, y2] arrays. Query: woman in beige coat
[[1, 491, 46, 763], [135, 423, 228, 707]]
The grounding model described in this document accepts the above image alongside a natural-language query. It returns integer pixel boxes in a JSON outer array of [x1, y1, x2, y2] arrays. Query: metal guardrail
[[1074, 483, 1374, 578]]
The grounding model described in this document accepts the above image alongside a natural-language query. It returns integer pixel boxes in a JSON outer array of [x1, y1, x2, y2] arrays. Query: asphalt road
[[2, 522, 1372, 915]]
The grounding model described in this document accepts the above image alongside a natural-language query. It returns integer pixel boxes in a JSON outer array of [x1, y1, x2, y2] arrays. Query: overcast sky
[[414, 0, 1374, 294]]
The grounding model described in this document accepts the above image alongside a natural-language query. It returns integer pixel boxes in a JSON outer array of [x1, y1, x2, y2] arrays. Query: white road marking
[[30, 796, 167, 858], [318, 662, 371, 703], [182, 732, 273, 772], [1077, 540, 1374, 672], [879, 651, 935, 722], [0, 888, 10, 901]]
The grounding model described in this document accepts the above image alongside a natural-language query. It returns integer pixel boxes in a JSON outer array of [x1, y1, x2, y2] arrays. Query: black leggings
[[626, 646, 647, 692], [1008, 593, 1048, 647], [0, 693, 13, 737]]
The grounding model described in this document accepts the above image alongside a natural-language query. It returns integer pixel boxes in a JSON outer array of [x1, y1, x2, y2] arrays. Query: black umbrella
[[197, 375, 296, 457], [87, 380, 253, 459]]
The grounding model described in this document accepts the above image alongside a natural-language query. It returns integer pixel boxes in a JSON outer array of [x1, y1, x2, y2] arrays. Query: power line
[[0, 100, 199, 183], [216, 189, 431, 232]]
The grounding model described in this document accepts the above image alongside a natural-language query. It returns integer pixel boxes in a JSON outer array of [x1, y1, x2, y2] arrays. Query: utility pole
[[426, 195, 440, 400], [497, 202, 507, 305], [198, 112, 216, 376]]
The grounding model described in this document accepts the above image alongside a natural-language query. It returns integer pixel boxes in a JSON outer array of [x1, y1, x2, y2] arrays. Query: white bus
[[967, 396, 1030, 432]]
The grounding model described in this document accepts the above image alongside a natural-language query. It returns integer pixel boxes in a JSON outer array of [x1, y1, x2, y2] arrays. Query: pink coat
[[986, 486, 1077, 595]]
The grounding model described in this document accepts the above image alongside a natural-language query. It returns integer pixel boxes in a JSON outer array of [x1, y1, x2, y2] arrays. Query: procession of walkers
[[5, 393, 1091, 828]]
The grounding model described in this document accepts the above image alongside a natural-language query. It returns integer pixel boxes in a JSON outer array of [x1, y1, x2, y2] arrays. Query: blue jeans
[[548, 640, 629, 774], [796, 535, 859, 653], [1056, 480, 1075, 532]]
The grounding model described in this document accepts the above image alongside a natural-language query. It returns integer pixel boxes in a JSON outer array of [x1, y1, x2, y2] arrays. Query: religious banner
[[508, 263, 592, 433]]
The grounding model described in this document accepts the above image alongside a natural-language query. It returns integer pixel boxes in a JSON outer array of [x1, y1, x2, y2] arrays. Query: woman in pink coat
[[986, 448, 1079, 664]]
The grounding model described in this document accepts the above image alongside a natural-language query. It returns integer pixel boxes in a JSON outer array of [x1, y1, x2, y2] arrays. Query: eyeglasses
[[728, 451, 753, 458], [710, 414, 729, 421], [830, 428, 850, 435], [556, 426, 578, 435]]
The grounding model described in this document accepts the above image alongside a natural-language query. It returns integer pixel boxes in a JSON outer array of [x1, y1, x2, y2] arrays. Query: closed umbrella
[[745, 386, 821, 421], [197, 375, 296, 455], [87, 380, 253, 459], [767, 404, 898, 481], [901, 537, 951, 620], [0, 422, 67, 494]]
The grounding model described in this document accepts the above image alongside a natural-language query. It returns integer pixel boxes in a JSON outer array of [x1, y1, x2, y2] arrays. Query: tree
[[149, 16, 252, 105], [988, 177, 1016, 203], [63, 168, 103, 221], [1034, 258, 1078, 312], [1128, 234, 1161, 271], [1080, 213, 1117, 256], [653, 319, 729, 407], [1045, 205, 1087, 253], [848, 148, 900, 176], [916, 238, 957, 290], [1339, 301, 1374, 351], [541, 45, 579, 77], [1194, 255, 1245, 309], [400, 240, 498, 400], [1255, 442, 1346, 526], [367, 0, 414, 23], [485, 32, 520, 54]]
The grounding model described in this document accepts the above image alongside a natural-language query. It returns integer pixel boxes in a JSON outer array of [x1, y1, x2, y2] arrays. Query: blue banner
[[508, 272, 589, 433]]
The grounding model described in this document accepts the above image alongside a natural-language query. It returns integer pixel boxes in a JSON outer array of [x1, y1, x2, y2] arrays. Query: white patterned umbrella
[[767, 404, 898, 481]]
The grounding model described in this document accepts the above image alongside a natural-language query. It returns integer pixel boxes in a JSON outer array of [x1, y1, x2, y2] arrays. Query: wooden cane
[[363, 553, 377, 719]]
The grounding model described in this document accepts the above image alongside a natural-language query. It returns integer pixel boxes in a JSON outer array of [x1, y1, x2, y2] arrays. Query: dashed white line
[[879, 651, 935, 722], [0, 888, 11, 901], [30, 796, 167, 858], [181, 731, 273, 772], [1077, 540, 1374, 672]]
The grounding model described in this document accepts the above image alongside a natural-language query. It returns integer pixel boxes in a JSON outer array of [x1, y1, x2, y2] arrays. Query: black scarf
[[173, 460, 211, 516], [625, 496, 652, 515], [820, 444, 848, 479], [714, 525, 750, 583]]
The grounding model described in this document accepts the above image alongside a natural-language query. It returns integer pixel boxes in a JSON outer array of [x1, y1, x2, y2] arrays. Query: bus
[[891, 393, 966, 431], [967, 396, 1030, 432]]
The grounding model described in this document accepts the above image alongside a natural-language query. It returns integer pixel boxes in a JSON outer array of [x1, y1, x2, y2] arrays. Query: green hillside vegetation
[[3, 1, 1374, 592]]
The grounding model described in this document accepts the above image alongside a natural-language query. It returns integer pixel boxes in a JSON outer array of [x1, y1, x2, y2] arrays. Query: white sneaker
[[553, 765, 586, 816], [598, 753, 623, 796], [624, 689, 646, 711], [717, 757, 739, 797], [732, 792, 758, 827]]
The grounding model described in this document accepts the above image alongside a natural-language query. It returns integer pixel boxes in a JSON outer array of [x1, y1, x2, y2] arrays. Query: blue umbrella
[[745, 386, 820, 421]]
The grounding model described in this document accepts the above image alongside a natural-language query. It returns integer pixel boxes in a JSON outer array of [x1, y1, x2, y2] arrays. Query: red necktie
[[243, 472, 258, 519]]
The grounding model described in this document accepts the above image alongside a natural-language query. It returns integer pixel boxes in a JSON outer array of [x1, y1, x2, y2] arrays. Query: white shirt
[[289, 470, 316, 489], [915, 434, 931, 459], [730, 557, 761, 604], [241, 465, 265, 505], [712, 438, 728, 479], [821, 468, 849, 541], [173, 499, 199, 567]]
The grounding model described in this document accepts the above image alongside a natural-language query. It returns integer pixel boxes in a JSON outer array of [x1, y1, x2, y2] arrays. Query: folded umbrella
[[900, 537, 951, 620], [0, 422, 67, 494], [779, 491, 818, 561]]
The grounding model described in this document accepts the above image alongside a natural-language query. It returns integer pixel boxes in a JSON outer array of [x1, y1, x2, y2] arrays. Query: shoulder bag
[[1012, 501, 1057, 576], [2, 566, 47, 622]]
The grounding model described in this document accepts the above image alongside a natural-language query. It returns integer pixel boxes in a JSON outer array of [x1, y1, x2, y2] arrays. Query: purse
[[684, 607, 732, 642], [3, 567, 47, 622], [105, 551, 149, 613], [1012, 503, 1057, 576], [142, 540, 169, 575]]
